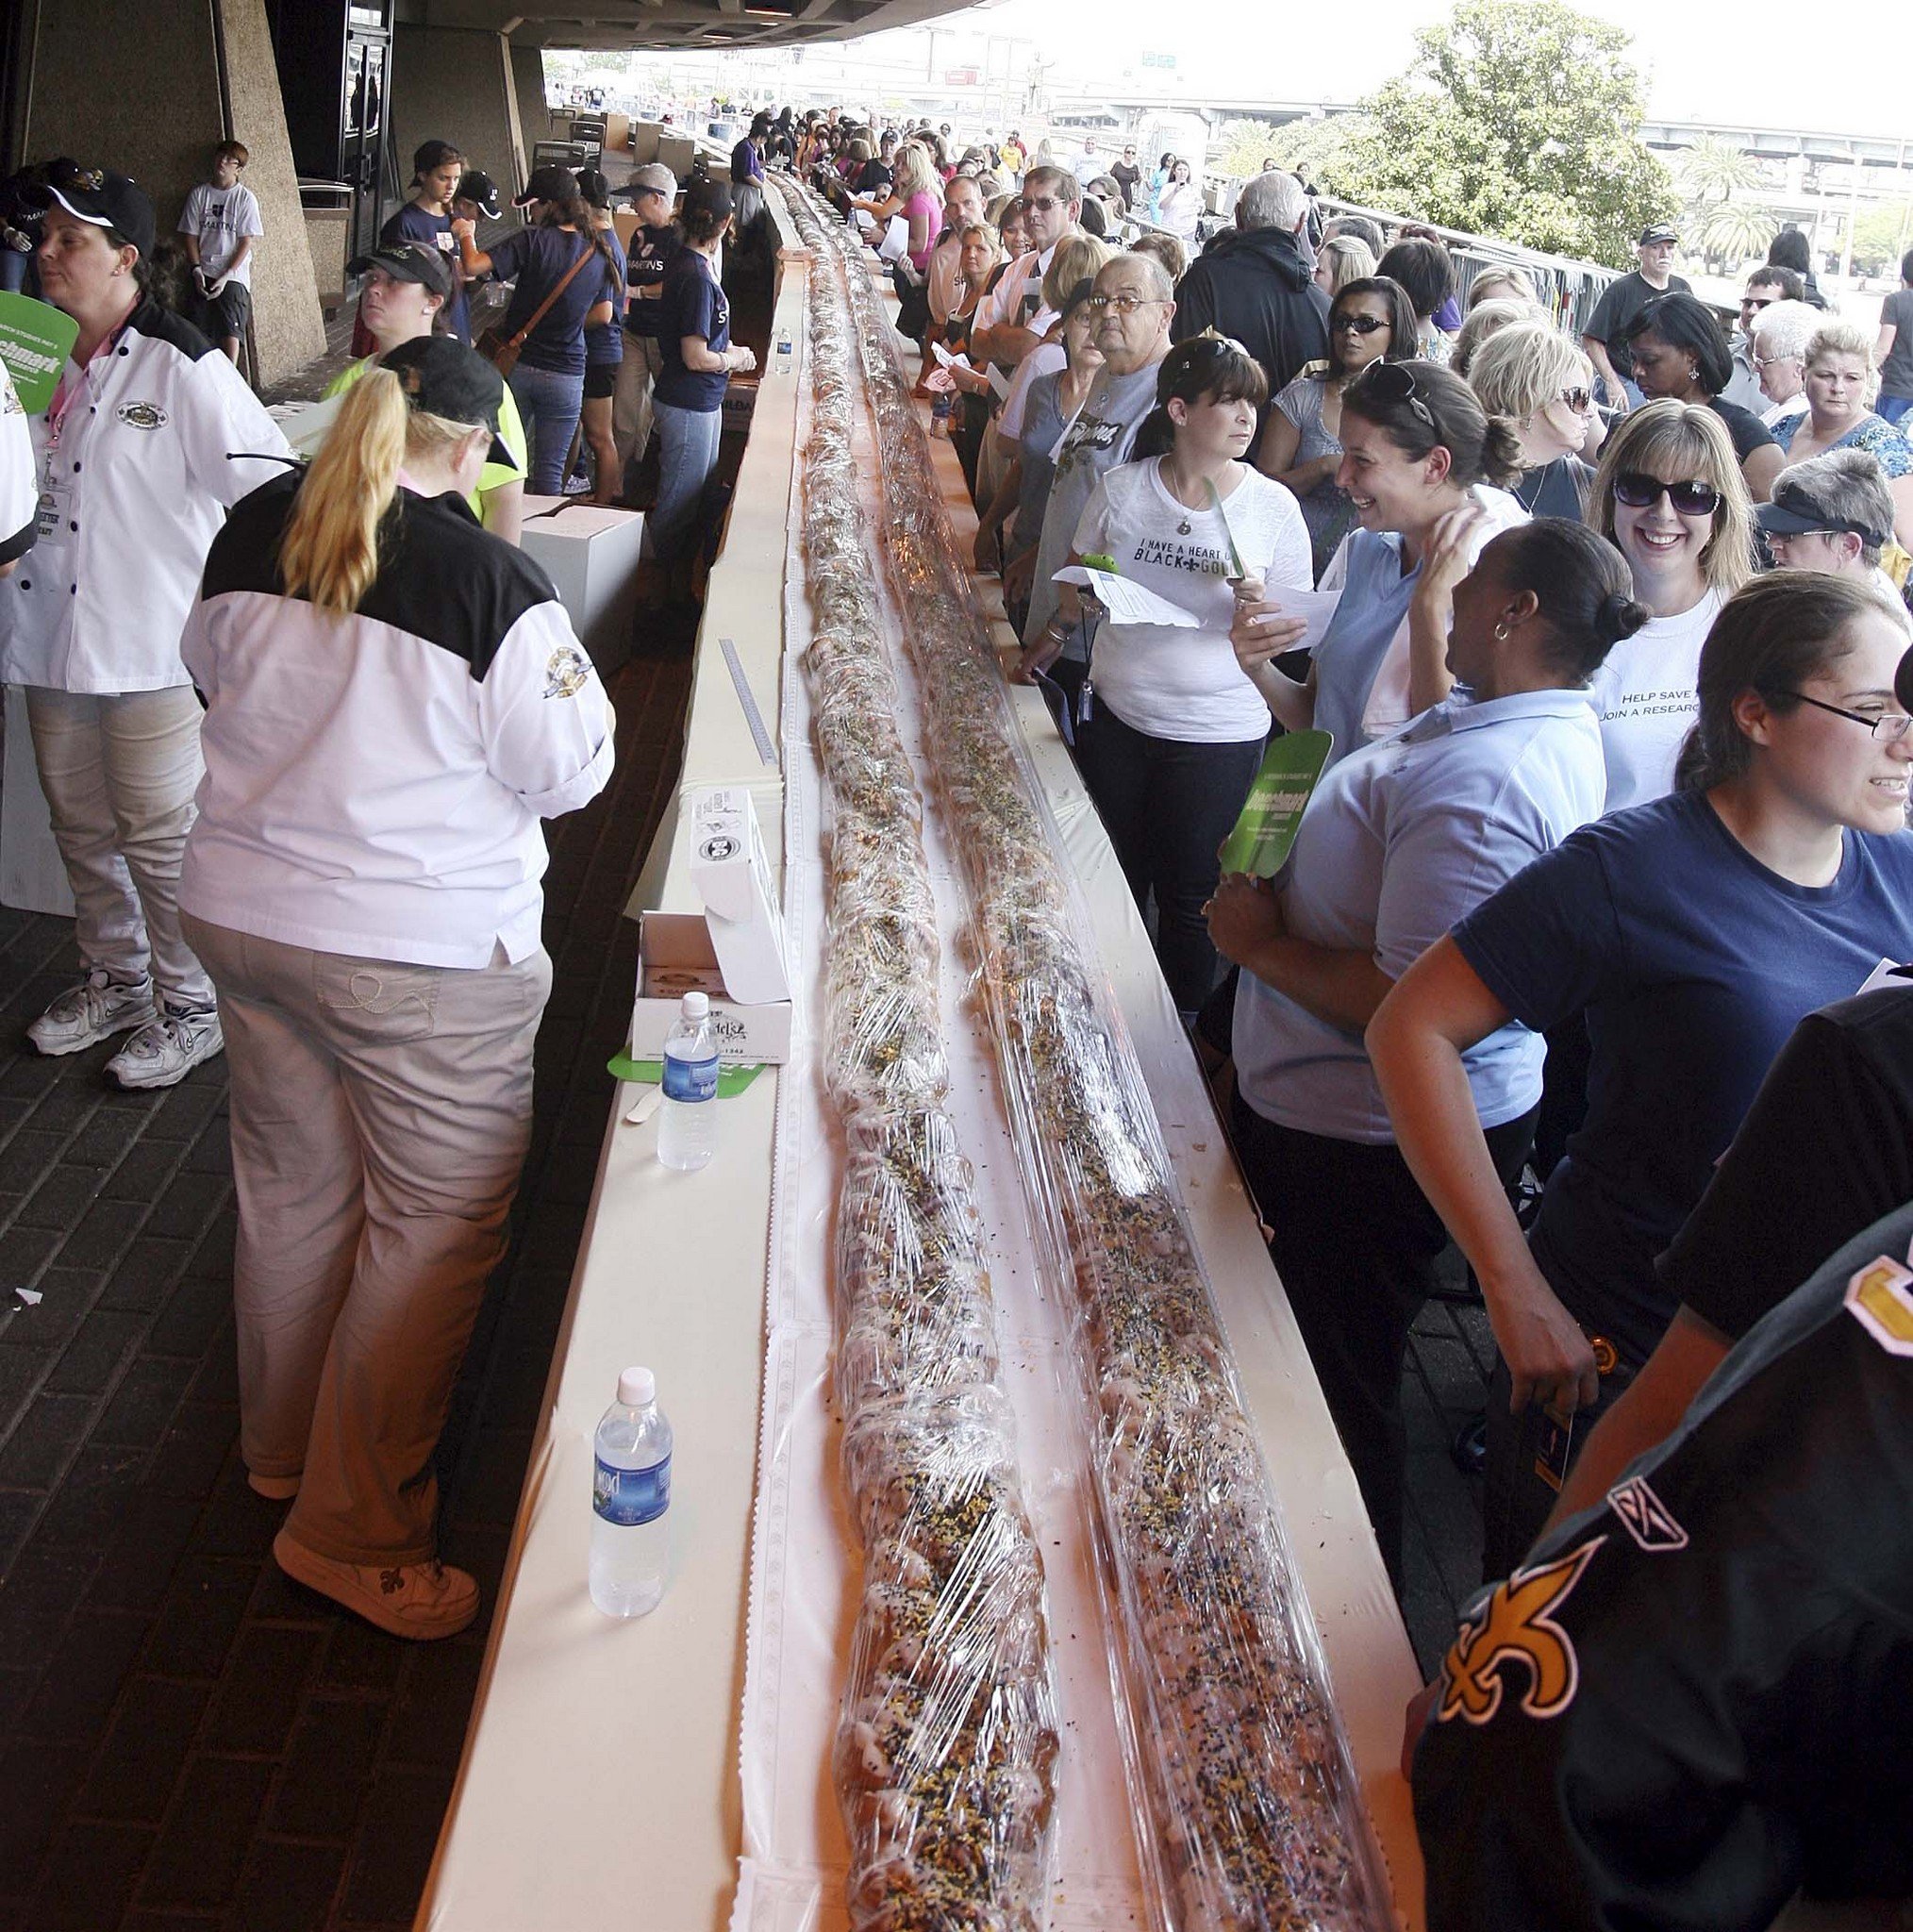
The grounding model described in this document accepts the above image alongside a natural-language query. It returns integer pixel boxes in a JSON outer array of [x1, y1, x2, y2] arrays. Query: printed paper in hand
[[1256, 586, 1342, 655], [1217, 730, 1334, 876], [1053, 564, 1200, 629], [1857, 957, 1913, 996]]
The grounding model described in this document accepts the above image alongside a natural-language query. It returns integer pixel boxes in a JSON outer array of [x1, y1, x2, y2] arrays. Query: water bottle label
[[594, 1453, 671, 1526], [662, 1052, 719, 1103]]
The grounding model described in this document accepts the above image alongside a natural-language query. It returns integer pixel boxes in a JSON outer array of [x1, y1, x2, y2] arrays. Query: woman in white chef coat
[[0, 167, 289, 1090]]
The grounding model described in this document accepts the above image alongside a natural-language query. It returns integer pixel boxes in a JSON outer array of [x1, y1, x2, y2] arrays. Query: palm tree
[[1677, 136, 1763, 208], [1694, 200, 1778, 275]]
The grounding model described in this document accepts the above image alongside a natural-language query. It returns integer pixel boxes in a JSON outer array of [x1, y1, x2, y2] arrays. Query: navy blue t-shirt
[[1453, 790, 1913, 1363], [381, 202, 468, 343], [485, 226, 621, 377], [656, 253, 732, 413], [585, 228, 627, 368], [624, 223, 682, 341]]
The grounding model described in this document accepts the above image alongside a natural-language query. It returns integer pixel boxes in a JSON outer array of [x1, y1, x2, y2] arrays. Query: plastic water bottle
[[591, 1368, 672, 1618], [930, 390, 954, 440], [657, 991, 718, 1172]]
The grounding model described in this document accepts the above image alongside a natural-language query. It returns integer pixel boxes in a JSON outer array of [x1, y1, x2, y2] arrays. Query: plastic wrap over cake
[[787, 192, 1061, 1932], [781, 176, 1389, 1932]]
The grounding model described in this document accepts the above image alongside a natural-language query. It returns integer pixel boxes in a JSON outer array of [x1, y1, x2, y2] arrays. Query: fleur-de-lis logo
[[75, 168, 105, 193], [1437, 1537, 1603, 1727]]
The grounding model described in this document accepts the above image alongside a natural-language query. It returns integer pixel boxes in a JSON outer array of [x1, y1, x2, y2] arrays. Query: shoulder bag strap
[[505, 237, 597, 352]]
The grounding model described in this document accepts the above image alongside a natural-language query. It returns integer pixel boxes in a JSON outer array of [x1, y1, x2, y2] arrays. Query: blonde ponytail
[[278, 369, 408, 616]]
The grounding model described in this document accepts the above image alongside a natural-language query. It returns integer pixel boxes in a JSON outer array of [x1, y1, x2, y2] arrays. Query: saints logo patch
[[1844, 1255, 1913, 1357], [1437, 1538, 1602, 1726], [542, 642, 591, 700], [117, 401, 168, 431]]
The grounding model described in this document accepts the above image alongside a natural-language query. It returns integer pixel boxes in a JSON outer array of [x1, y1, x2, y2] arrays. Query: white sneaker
[[104, 1008, 225, 1091], [273, 1528, 479, 1641], [26, 971, 158, 1056]]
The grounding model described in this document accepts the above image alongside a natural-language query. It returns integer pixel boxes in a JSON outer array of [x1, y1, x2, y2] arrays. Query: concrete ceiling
[[422, 0, 979, 51]]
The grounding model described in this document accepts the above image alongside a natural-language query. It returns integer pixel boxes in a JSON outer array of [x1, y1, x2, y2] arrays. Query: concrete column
[[509, 44, 549, 192], [19, 0, 325, 389], [392, 24, 524, 223]]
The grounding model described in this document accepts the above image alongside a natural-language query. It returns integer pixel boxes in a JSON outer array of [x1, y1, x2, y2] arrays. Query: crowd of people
[[2, 102, 1911, 1926], [796, 117, 1913, 1928]]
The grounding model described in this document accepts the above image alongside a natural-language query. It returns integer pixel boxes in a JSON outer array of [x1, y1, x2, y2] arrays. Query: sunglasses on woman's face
[[1557, 387, 1593, 412], [1611, 471, 1722, 516], [1332, 312, 1388, 336]]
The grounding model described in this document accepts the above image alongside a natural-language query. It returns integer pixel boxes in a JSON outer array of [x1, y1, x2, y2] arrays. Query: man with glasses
[[1723, 267, 1801, 415], [1018, 253, 1177, 704], [1756, 449, 1912, 618], [969, 166, 1082, 400], [1170, 170, 1328, 441]]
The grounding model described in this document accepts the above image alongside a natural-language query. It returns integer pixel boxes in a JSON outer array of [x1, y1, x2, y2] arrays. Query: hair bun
[[1597, 590, 1648, 644]]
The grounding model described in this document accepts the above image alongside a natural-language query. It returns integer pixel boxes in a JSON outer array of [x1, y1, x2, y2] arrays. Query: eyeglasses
[[1741, 294, 1775, 312], [1024, 194, 1069, 213], [1611, 471, 1722, 516], [1751, 352, 1798, 371], [1358, 360, 1436, 429], [1332, 313, 1389, 336], [1781, 691, 1913, 742], [1086, 291, 1169, 316], [1557, 387, 1594, 412]]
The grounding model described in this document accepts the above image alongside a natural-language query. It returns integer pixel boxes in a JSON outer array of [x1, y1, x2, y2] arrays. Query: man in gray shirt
[[1018, 252, 1176, 699]]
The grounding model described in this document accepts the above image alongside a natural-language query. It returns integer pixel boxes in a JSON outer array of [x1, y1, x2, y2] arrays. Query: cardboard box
[[612, 208, 641, 253], [720, 376, 759, 436], [687, 785, 790, 1006], [632, 910, 792, 1065], [518, 497, 646, 676], [657, 134, 698, 181]]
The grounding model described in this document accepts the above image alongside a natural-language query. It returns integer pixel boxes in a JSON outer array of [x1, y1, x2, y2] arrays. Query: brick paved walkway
[[0, 634, 694, 1932]]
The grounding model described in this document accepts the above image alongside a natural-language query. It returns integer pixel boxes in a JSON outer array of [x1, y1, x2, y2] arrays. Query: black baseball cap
[[377, 337, 514, 467], [1638, 223, 1678, 246], [515, 165, 577, 207], [346, 241, 455, 300], [456, 170, 503, 220], [575, 168, 612, 210], [1755, 472, 1891, 549], [47, 167, 155, 260]]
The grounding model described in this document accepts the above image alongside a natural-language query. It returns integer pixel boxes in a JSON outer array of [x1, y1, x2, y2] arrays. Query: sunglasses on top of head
[[1611, 471, 1722, 517]]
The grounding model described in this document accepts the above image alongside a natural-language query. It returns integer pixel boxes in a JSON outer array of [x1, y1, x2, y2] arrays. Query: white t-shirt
[[178, 182, 264, 286], [1072, 460, 1312, 741], [1587, 587, 1723, 811], [998, 341, 1065, 441]]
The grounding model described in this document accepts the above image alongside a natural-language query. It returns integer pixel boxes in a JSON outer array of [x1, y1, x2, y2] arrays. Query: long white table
[[417, 209, 1426, 1932]]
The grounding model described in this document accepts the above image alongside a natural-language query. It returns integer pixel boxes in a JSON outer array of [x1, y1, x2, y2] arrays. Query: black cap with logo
[[377, 337, 514, 467], [346, 242, 455, 300], [515, 165, 578, 208], [48, 168, 156, 261], [456, 170, 503, 220]]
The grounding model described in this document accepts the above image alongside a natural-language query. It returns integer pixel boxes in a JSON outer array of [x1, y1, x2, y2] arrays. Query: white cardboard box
[[686, 785, 790, 1007], [631, 911, 792, 1065], [519, 496, 646, 676]]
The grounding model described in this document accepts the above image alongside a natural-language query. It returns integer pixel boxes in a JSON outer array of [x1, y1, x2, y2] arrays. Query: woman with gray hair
[[1748, 298, 1819, 428], [1755, 447, 1908, 609], [1773, 318, 1913, 550]]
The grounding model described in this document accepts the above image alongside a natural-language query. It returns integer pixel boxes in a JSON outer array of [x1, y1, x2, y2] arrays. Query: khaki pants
[[184, 913, 552, 1565], [25, 683, 214, 1008], [612, 334, 664, 471]]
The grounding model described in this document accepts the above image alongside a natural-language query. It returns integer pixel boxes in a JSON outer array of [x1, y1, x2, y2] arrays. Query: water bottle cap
[[681, 991, 709, 1020], [618, 1366, 656, 1407]]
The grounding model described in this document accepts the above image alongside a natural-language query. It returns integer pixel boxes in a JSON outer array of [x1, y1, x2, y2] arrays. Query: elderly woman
[[1621, 291, 1783, 501], [1772, 318, 1913, 551], [1312, 234, 1376, 300], [1451, 296, 1542, 380], [1748, 298, 1819, 429], [1467, 322, 1602, 519]]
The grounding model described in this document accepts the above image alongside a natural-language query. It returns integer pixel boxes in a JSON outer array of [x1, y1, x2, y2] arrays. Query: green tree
[[1676, 136, 1764, 208], [1852, 201, 1913, 277], [1275, 0, 1675, 266], [1691, 200, 1777, 275]]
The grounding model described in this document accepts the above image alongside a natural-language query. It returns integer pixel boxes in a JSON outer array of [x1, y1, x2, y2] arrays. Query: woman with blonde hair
[[177, 338, 615, 1639], [851, 139, 942, 272], [1311, 234, 1374, 300], [1468, 320, 1602, 518], [1772, 317, 1913, 550], [1466, 264, 1539, 311], [1450, 295, 1541, 379], [1585, 399, 1753, 809]]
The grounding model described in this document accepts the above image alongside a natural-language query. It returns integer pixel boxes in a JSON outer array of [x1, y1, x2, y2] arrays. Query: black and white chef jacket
[[0, 299, 290, 692], [179, 473, 615, 971], [0, 360, 32, 569]]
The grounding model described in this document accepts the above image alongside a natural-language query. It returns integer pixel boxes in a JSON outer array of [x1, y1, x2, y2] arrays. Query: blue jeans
[[507, 362, 586, 496], [649, 398, 723, 565], [1879, 392, 1913, 426]]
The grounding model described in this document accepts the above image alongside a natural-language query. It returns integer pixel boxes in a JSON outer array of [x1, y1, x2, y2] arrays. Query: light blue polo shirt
[[1309, 528, 1421, 771], [1234, 685, 1608, 1144]]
